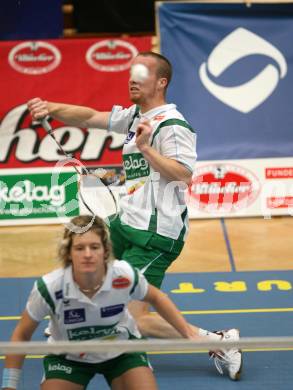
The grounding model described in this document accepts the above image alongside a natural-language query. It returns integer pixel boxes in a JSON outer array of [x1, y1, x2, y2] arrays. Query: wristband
[[2, 368, 21, 389]]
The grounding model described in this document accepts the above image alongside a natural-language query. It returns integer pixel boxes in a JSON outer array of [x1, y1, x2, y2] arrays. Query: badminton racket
[[41, 118, 119, 228]]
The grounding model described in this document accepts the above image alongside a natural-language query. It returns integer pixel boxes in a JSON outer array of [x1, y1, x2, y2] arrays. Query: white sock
[[199, 328, 222, 340]]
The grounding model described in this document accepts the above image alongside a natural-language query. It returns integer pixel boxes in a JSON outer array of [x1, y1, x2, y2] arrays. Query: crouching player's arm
[[143, 285, 197, 340], [2, 310, 39, 389]]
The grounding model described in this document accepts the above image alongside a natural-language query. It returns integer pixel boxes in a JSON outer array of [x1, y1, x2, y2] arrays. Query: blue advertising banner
[[0, 0, 63, 40], [158, 3, 293, 161]]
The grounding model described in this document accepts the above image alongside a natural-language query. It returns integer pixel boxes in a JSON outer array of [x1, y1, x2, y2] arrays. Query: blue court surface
[[1, 270, 293, 389]]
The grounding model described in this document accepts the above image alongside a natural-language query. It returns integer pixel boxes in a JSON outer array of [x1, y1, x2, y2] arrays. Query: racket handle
[[41, 117, 53, 134]]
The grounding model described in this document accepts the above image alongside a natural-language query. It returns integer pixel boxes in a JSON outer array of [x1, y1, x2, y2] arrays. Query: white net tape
[[1, 337, 293, 355]]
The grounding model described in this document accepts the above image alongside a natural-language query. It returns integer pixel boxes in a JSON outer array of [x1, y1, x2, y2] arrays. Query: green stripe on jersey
[[151, 118, 195, 146], [177, 207, 188, 242], [130, 266, 139, 295], [128, 105, 140, 131], [148, 208, 157, 233], [37, 278, 55, 314]]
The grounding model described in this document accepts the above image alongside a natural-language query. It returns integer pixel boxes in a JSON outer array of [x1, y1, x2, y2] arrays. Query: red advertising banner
[[0, 36, 152, 169]]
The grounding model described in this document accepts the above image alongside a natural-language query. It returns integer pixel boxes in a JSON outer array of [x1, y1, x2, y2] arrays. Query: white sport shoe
[[44, 326, 51, 337], [210, 328, 242, 381]]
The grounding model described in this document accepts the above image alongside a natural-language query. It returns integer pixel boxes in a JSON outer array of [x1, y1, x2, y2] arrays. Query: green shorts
[[109, 216, 184, 288], [43, 352, 150, 388]]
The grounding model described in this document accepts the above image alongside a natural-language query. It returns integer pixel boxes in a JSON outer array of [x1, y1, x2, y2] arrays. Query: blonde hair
[[58, 215, 112, 268]]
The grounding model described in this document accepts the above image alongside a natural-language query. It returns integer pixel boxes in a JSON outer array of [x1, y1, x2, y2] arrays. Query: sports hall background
[[0, 1, 293, 389]]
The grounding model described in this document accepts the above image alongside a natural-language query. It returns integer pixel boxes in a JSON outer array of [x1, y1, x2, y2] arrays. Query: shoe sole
[[229, 329, 242, 381], [230, 349, 243, 381]]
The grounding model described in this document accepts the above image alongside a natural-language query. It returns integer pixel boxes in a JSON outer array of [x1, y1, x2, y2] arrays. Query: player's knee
[[136, 314, 152, 336]]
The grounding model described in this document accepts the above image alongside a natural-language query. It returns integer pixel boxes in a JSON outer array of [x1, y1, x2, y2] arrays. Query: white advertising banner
[[188, 157, 293, 218]]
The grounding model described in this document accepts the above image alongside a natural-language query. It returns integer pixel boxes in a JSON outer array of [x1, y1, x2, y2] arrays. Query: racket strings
[[42, 119, 119, 223]]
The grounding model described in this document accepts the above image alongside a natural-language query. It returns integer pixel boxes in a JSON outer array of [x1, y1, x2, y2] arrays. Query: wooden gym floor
[[0, 216, 292, 278]]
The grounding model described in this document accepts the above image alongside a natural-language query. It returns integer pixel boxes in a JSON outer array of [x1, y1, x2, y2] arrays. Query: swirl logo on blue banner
[[199, 28, 287, 113]]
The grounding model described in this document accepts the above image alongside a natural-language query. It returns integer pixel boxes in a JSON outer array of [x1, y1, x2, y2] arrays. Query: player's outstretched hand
[[27, 97, 49, 121]]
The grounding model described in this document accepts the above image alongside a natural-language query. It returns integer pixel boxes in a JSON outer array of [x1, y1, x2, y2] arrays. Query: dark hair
[[137, 51, 172, 87], [58, 215, 112, 268]]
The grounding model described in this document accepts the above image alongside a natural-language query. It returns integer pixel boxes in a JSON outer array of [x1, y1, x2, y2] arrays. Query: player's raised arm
[[27, 97, 110, 129]]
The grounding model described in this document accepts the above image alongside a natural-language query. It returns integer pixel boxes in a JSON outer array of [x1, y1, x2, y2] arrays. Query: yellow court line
[[0, 316, 22, 320], [1, 308, 293, 320], [0, 316, 50, 321], [181, 308, 293, 315]]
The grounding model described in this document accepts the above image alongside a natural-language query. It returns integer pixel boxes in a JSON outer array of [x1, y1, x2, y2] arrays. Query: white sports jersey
[[109, 103, 197, 241], [26, 260, 148, 363]]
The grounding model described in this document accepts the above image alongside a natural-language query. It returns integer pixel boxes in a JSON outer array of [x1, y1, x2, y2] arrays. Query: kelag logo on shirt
[[67, 324, 119, 340], [64, 309, 86, 324], [123, 153, 150, 180]]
